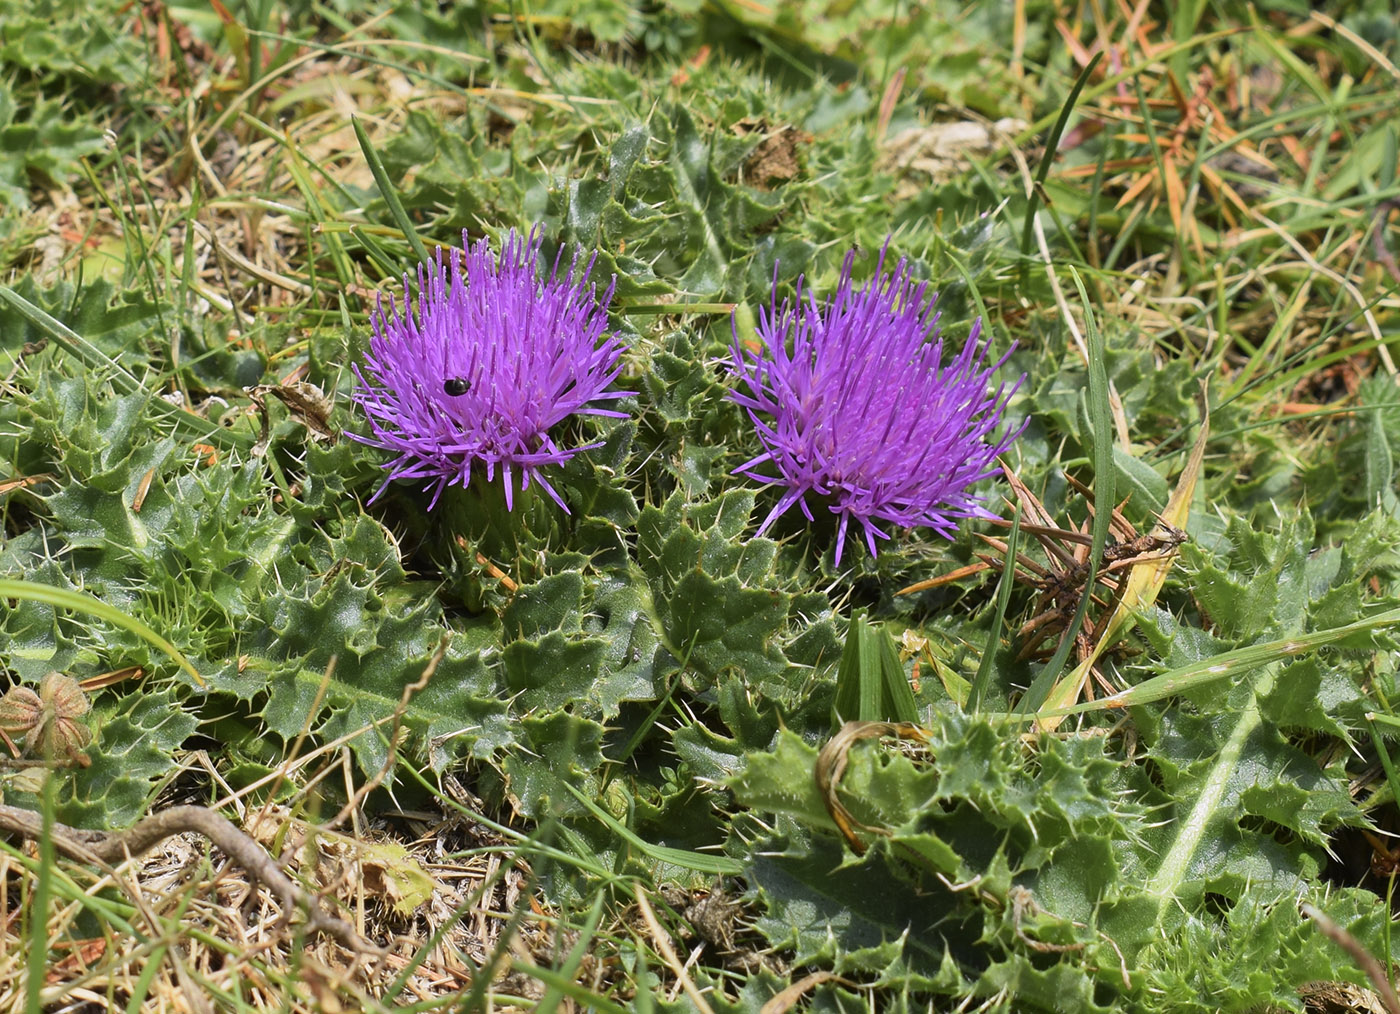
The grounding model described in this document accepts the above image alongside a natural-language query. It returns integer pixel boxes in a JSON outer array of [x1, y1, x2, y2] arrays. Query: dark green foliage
[[831, 613, 918, 724], [0, 0, 145, 209], [0, 0, 144, 82], [728, 698, 1384, 1010]]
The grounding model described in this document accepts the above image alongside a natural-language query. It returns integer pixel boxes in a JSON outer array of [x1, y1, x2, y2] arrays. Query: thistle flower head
[[351, 228, 629, 511], [728, 241, 1024, 564]]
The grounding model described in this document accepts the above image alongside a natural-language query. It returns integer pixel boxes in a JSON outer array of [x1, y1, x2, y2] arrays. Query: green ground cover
[[2, 0, 1400, 1010]]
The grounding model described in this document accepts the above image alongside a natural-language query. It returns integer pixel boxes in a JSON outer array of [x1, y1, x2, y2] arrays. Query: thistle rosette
[[728, 242, 1024, 564], [351, 228, 630, 511]]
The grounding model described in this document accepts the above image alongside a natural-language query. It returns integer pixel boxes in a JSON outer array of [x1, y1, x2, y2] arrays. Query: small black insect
[[443, 377, 472, 396]]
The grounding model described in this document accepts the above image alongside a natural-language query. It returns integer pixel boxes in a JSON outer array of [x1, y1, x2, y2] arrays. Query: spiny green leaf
[[0, 579, 201, 686]]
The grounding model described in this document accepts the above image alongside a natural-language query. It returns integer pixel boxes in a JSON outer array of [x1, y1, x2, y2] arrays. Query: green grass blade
[[534, 892, 606, 1014], [0, 285, 141, 392], [0, 286, 252, 452], [242, 113, 360, 297], [348, 223, 410, 282], [1019, 271, 1114, 712], [1367, 717, 1400, 815], [562, 782, 743, 876], [857, 615, 882, 720], [1019, 52, 1102, 267], [1041, 605, 1400, 717], [612, 631, 698, 769], [1169, 0, 1204, 88], [23, 772, 55, 1014], [122, 944, 168, 1014], [834, 613, 915, 723], [508, 958, 629, 1014], [878, 619, 919, 723], [0, 579, 203, 686], [352, 115, 432, 270], [398, 761, 613, 879], [833, 611, 869, 722], [629, 943, 654, 1014], [969, 503, 1021, 713]]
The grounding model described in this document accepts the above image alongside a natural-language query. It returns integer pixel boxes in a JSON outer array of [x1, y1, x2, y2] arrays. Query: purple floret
[[351, 228, 630, 512], [728, 241, 1025, 564]]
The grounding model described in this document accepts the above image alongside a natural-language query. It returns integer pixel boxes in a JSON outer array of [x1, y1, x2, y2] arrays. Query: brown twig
[[0, 803, 378, 953]]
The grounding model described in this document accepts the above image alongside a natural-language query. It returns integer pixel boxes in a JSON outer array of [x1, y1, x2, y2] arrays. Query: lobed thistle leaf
[[351, 228, 632, 512], [728, 241, 1025, 564]]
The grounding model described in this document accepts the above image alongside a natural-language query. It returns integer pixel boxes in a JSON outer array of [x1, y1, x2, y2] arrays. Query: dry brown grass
[[0, 771, 560, 1011]]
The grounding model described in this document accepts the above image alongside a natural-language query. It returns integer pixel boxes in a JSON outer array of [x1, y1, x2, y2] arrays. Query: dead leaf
[[245, 380, 337, 442], [880, 118, 1027, 182], [1035, 391, 1210, 731], [359, 838, 435, 917], [247, 807, 434, 917], [760, 971, 839, 1014], [743, 124, 803, 189]]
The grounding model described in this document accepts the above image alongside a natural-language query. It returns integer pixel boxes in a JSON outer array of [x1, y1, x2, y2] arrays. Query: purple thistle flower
[[728, 241, 1024, 565], [351, 228, 630, 512]]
